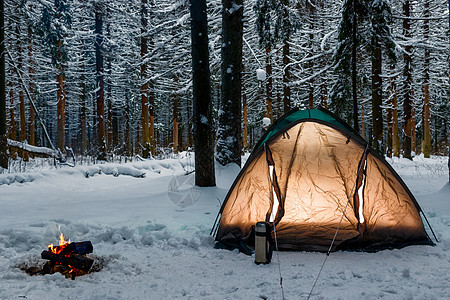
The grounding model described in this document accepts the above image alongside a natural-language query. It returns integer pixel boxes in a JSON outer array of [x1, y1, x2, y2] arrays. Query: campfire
[[22, 233, 95, 279]]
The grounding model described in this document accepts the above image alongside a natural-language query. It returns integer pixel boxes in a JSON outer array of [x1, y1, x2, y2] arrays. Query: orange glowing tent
[[213, 107, 434, 252]]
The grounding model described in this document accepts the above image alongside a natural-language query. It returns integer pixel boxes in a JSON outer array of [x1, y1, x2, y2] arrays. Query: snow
[[200, 115, 208, 125], [0, 155, 449, 299], [227, 3, 243, 15], [256, 68, 266, 81]]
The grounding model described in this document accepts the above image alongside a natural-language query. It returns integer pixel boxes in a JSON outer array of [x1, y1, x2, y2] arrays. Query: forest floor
[[0, 153, 448, 299]]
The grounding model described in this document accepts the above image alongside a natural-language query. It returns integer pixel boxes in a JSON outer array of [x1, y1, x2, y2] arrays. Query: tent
[[213, 107, 434, 252]]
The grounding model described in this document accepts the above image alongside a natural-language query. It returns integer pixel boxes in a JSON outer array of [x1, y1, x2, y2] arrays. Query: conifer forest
[[0, 0, 449, 181]]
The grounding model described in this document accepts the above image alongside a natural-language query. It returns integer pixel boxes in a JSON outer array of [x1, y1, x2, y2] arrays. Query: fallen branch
[[7, 139, 59, 158]]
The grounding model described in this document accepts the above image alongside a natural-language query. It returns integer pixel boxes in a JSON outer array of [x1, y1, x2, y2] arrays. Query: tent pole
[[210, 213, 221, 236], [421, 211, 439, 243], [272, 222, 285, 300], [264, 143, 285, 300]]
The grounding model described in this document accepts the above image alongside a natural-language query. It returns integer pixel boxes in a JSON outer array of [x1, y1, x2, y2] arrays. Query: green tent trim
[[256, 107, 359, 150]]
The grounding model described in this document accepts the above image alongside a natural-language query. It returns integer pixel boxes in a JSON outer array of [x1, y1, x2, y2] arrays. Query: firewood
[[49, 241, 93, 255], [41, 251, 94, 272]]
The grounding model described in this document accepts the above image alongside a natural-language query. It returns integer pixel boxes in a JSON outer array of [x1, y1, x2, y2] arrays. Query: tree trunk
[[28, 12, 35, 149], [371, 36, 383, 154], [95, 3, 106, 160], [242, 65, 248, 151], [0, 0, 6, 169], [352, 0, 359, 132], [216, 0, 243, 167], [282, 38, 290, 113], [125, 95, 131, 156], [402, 0, 413, 160], [308, 4, 315, 109], [172, 73, 179, 154], [140, 0, 151, 158], [321, 83, 327, 108], [422, 0, 431, 158], [112, 106, 118, 152], [276, 84, 282, 118], [56, 45, 65, 152], [186, 95, 193, 148], [265, 46, 272, 122], [411, 93, 416, 154], [17, 27, 28, 161], [361, 102, 365, 140], [149, 74, 156, 156], [387, 83, 393, 157], [190, 0, 216, 186], [107, 97, 112, 151], [388, 63, 400, 157], [80, 76, 87, 154], [8, 80, 16, 159]]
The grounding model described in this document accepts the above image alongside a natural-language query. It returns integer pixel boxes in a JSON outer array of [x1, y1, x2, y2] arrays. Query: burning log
[[41, 250, 94, 273], [21, 233, 96, 279], [49, 241, 93, 255]]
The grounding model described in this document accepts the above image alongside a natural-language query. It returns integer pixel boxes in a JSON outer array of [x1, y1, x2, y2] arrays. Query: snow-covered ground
[[0, 154, 448, 299]]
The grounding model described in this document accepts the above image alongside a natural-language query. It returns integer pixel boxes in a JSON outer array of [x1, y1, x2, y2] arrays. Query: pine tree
[[94, 1, 106, 160], [333, 0, 394, 149], [37, 0, 71, 152], [216, 0, 243, 167], [255, 0, 275, 122], [369, 0, 395, 153], [402, 0, 413, 160], [0, 0, 7, 169], [422, 0, 431, 158], [190, 0, 215, 186], [273, 0, 298, 113], [331, 0, 367, 127], [140, 0, 151, 158]]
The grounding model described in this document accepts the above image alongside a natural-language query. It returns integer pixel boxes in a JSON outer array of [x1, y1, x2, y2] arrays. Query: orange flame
[[48, 233, 71, 254]]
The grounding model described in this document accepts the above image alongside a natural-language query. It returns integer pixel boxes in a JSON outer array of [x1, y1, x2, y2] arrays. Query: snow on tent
[[213, 107, 435, 252]]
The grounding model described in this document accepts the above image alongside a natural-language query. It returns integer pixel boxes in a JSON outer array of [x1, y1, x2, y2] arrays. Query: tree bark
[[265, 46, 272, 122], [149, 73, 156, 156], [8, 80, 16, 159], [387, 77, 393, 157], [80, 75, 87, 154], [172, 73, 179, 154], [308, 3, 315, 109], [56, 43, 65, 152], [361, 102, 365, 140], [125, 95, 131, 156], [371, 36, 383, 154], [106, 22, 113, 152], [402, 0, 413, 160], [190, 0, 216, 186], [140, 0, 151, 158], [352, 0, 359, 132], [321, 83, 328, 108], [422, 0, 431, 158], [411, 93, 416, 154], [282, 38, 290, 113], [95, 3, 106, 160], [0, 0, 6, 169], [242, 65, 248, 150], [28, 8, 35, 149], [17, 25, 28, 161], [216, 0, 243, 167]]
